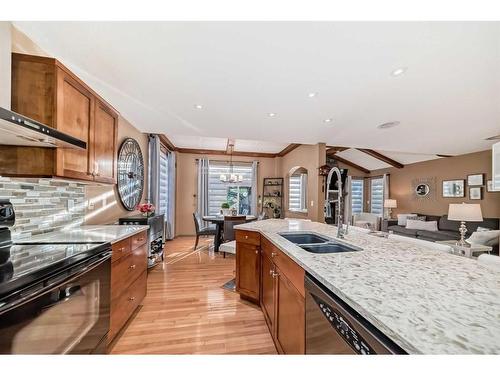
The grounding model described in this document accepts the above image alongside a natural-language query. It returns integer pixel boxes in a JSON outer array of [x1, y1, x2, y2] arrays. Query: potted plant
[[220, 202, 231, 216]]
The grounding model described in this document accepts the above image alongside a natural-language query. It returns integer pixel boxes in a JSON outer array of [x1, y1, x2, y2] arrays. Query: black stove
[[0, 200, 111, 354]]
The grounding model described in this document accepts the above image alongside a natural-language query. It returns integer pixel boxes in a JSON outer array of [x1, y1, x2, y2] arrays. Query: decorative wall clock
[[117, 138, 145, 211]]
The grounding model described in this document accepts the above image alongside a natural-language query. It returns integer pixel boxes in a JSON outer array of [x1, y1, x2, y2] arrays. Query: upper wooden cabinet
[[8, 53, 119, 183]]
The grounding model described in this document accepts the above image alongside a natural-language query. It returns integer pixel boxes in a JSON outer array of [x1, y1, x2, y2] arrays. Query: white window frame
[[370, 177, 384, 216]]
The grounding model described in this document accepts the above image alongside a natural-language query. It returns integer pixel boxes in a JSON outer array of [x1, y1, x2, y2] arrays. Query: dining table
[[202, 215, 257, 251]]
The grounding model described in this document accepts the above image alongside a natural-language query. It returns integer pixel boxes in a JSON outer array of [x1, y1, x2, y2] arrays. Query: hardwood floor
[[110, 236, 277, 354]]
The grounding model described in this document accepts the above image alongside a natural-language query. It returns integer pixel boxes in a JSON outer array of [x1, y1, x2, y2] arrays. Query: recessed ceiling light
[[324, 118, 333, 123], [377, 121, 400, 130], [308, 92, 318, 98], [391, 67, 407, 77], [268, 113, 277, 117], [194, 104, 203, 109]]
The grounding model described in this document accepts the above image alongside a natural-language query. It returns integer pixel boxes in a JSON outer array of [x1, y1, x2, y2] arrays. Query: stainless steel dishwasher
[[305, 274, 406, 354]]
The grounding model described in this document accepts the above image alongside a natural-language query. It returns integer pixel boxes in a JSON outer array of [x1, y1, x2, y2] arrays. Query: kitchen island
[[234, 219, 500, 354]]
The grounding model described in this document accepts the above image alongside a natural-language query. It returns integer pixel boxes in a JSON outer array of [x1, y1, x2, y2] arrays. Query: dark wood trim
[[158, 134, 177, 151], [329, 154, 370, 174], [356, 149, 404, 169], [326, 146, 348, 155], [176, 147, 276, 158], [276, 144, 301, 157], [436, 154, 453, 158]]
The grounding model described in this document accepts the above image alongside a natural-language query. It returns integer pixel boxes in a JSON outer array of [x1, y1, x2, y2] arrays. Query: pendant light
[[220, 142, 243, 183]]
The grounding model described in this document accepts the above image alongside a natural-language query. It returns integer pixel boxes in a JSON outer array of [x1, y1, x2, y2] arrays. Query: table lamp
[[384, 199, 397, 219], [448, 203, 483, 246]]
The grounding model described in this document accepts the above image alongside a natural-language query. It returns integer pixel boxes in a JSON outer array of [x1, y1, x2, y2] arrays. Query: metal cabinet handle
[[137, 237, 144, 241], [269, 269, 274, 276], [245, 235, 248, 239], [129, 264, 136, 270], [271, 271, 279, 278], [118, 247, 126, 252], [271, 252, 277, 258], [128, 296, 135, 301], [255, 250, 258, 254]]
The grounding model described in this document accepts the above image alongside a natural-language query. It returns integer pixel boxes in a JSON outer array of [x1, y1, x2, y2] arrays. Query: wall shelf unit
[[262, 177, 283, 218]]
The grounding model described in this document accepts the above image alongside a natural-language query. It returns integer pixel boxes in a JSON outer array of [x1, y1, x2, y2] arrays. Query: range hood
[[0, 107, 86, 149]]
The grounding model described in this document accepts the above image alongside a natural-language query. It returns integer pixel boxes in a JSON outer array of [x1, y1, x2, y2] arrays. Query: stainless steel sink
[[299, 243, 361, 254], [279, 232, 362, 254], [279, 232, 330, 245]]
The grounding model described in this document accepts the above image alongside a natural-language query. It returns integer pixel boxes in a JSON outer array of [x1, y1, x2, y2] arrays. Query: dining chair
[[193, 212, 217, 249], [219, 216, 247, 258]]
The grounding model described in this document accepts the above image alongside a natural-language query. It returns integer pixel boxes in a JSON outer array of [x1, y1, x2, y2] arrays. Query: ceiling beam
[[329, 154, 370, 174], [176, 147, 277, 158], [356, 148, 404, 169], [326, 146, 348, 155], [276, 143, 301, 157]]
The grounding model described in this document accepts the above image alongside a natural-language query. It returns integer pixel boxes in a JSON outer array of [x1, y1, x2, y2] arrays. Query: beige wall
[[371, 150, 500, 218], [0, 22, 11, 108], [175, 152, 279, 236], [278, 143, 326, 222], [84, 117, 149, 224]]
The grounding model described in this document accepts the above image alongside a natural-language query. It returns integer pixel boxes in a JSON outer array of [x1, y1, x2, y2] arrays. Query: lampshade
[[384, 199, 397, 208], [448, 203, 483, 222]]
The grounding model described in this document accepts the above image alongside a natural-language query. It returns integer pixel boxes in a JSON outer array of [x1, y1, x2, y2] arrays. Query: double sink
[[279, 232, 362, 254]]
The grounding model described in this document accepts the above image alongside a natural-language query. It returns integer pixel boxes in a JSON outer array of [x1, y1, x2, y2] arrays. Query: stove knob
[[360, 348, 366, 355], [354, 342, 360, 351]]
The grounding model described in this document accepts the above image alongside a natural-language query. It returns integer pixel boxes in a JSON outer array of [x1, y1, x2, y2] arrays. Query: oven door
[[0, 251, 111, 354]]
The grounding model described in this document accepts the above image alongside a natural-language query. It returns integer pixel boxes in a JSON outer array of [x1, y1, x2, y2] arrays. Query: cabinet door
[[236, 242, 260, 302], [275, 270, 305, 354], [93, 101, 118, 183], [55, 69, 94, 180], [260, 252, 276, 333]]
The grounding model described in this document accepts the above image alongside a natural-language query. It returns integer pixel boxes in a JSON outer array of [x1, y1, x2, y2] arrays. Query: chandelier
[[220, 143, 243, 183]]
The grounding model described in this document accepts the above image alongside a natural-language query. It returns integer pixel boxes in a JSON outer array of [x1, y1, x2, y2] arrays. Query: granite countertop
[[235, 219, 500, 354], [15, 225, 149, 245]]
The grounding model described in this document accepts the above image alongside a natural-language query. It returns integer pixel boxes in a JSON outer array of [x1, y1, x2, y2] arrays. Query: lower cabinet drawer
[[111, 244, 147, 301], [109, 271, 147, 342], [111, 238, 131, 263], [236, 230, 261, 246]]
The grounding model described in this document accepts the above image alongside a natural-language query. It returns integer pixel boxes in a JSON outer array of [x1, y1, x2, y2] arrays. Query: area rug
[[221, 278, 236, 292]]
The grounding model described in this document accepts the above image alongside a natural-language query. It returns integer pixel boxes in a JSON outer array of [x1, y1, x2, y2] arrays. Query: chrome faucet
[[324, 166, 349, 238]]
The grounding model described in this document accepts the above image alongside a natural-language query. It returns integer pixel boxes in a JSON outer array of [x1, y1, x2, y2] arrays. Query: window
[[208, 162, 254, 215], [158, 146, 169, 216], [351, 179, 364, 214], [289, 170, 307, 212], [370, 177, 384, 215]]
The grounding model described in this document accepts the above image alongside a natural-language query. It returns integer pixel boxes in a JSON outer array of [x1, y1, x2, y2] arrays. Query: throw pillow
[[466, 230, 500, 247], [397, 214, 417, 226], [477, 226, 493, 232], [406, 219, 439, 231], [415, 216, 427, 221]]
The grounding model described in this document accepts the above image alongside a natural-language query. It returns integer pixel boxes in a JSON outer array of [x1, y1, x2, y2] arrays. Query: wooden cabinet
[[4, 53, 119, 182], [92, 100, 118, 183], [261, 252, 276, 332], [275, 270, 305, 354], [236, 230, 305, 354], [55, 69, 94, 180], [236, 242, 260, 302], [108, 231, 148, 344]]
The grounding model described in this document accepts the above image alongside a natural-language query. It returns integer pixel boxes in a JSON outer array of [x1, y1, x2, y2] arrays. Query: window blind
[[207, 162, 254, 215], [289, 174, 307, 211], [351, 179, 364, 214], [158, 148, 169, 216], [370, 177, 384, 215]]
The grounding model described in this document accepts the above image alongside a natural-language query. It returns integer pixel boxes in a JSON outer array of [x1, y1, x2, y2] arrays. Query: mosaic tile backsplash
[[0, 177, 86, 240]]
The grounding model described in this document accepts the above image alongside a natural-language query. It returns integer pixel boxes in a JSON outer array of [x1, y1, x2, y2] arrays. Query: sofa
[[352, 212, 381, 231], [385, 214, 500, 254]]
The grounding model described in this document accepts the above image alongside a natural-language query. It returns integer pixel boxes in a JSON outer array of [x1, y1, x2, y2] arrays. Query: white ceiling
[[11, 21, 500, 156], [168, 135, 288, 153]]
